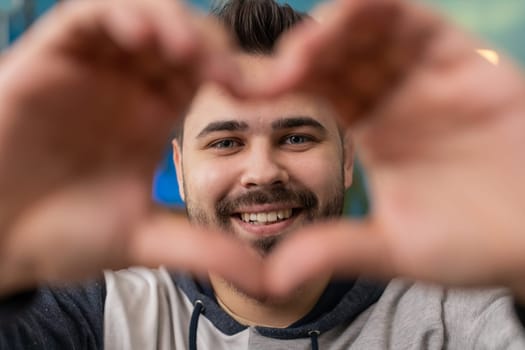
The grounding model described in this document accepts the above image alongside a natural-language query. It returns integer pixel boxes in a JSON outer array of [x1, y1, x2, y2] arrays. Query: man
[[1, 0, 525, 349]]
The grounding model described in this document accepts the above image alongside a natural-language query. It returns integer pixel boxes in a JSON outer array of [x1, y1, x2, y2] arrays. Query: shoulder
[[373, 279, 516, 319], [0, 280, 105, 349], [104, 266, 171, 296], [103, 267, 195, 350], [104, 267, 192, 317], [370, 279, 525, 348]]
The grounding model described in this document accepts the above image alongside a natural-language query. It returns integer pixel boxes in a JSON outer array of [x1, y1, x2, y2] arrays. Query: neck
[[209, 273, 330, 328]]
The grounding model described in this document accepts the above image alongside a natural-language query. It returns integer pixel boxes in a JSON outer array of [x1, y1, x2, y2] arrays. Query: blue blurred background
[[2, 0, 524, 215]]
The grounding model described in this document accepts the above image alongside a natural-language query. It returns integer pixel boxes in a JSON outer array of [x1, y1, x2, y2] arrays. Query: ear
[[172, 139, 186, 202], [343, 130, 354, 190]]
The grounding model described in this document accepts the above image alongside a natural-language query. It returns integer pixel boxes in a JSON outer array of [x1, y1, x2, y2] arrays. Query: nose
[[240, 144, 289, 188]]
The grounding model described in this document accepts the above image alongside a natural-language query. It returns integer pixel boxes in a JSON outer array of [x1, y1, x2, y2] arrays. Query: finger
[[0, 174, 150, 294], [195, 17, 245, 92], [263, 220, 392, 298], [238, 0, 440, 104], [20, 0, 133, 53], [101, 2, 156, 53], [128, 214, 266, 298], [113, 0, 236, 81], [104, 2, 240, 106], [161, 15, 244, 109], [120, 0, 199, 62], [17, 0, 198, 63], [231, 19, 319, 99], [232, 0, 355, 98]]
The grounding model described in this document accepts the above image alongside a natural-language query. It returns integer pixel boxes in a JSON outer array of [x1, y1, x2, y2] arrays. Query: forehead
[[183, 55, 339, 140]]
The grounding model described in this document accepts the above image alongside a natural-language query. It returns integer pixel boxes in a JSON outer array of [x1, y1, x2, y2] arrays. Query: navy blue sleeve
[[0, 280, 105, 350]]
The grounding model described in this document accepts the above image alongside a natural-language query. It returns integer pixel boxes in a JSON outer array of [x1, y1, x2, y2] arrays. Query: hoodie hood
[[173, 273, 386, 340]]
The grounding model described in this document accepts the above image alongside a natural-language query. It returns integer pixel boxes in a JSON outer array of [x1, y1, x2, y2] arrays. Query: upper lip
[[232, 204, 300, 214]]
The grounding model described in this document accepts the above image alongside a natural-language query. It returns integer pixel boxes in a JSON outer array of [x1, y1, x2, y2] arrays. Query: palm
[[0, 30, 182, 291], [366, 65, 525, 284], [348, 9, 525, 284], [3, 40, 184, 199]]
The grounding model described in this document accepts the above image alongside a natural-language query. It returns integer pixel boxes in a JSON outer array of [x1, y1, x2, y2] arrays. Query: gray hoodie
[[104, 267, 525, 349]]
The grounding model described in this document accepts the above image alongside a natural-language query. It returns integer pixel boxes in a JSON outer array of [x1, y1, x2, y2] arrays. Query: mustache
[[216, 186, 319, 217]]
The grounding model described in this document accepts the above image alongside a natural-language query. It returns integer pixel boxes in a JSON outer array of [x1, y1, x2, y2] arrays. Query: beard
[[184, 179, 345, 256]]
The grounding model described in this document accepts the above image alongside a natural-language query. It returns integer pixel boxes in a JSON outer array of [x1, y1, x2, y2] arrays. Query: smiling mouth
[[235, 208, 300, 225]]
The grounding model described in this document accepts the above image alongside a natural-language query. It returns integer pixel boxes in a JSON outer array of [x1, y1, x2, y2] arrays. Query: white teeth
[[277, 209, 292, 220], [240, 209, 293, 224], [257, 213, 268, 223]]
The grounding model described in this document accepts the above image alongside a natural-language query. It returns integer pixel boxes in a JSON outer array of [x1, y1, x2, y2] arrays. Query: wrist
[[0, 239, 38, 298]]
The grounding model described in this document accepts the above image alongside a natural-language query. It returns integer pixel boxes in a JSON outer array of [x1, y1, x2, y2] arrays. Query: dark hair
[[173, 0, 307, 144], [211, 0, 307, 54]]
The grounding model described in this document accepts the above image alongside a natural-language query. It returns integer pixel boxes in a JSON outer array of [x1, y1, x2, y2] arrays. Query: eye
[[209, 138, 242, 149], [283, 134, 313, 145]]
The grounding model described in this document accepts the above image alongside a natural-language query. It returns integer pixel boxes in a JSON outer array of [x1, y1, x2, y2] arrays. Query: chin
[[250, 235, 281, 257]]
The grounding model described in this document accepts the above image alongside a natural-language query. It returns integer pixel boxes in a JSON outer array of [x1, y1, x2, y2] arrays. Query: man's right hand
[[0, 0, 263, 298]]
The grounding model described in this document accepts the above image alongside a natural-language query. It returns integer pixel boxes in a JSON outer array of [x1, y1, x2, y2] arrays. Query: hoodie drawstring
[[189, 300, 204, 350], [309, 330, 320, 350], [190, 300, 320, 350]]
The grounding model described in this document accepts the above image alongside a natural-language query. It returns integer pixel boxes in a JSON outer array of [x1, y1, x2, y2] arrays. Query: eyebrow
[[272, 117, 327, 135], [196, 116, 327, 139], [196, 120, 249, 138]]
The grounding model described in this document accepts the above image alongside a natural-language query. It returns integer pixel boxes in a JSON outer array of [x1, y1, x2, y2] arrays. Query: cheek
[[183, 157, 239, 206], [287, 151, 343, 198]]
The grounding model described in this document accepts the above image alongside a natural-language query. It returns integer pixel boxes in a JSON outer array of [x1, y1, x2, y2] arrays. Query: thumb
[[263, 220, 392, 298], [127, 214, 266, 298]]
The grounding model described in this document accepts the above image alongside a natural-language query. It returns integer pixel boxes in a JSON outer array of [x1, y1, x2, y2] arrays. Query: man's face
[[173, 55, 353, 256]]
